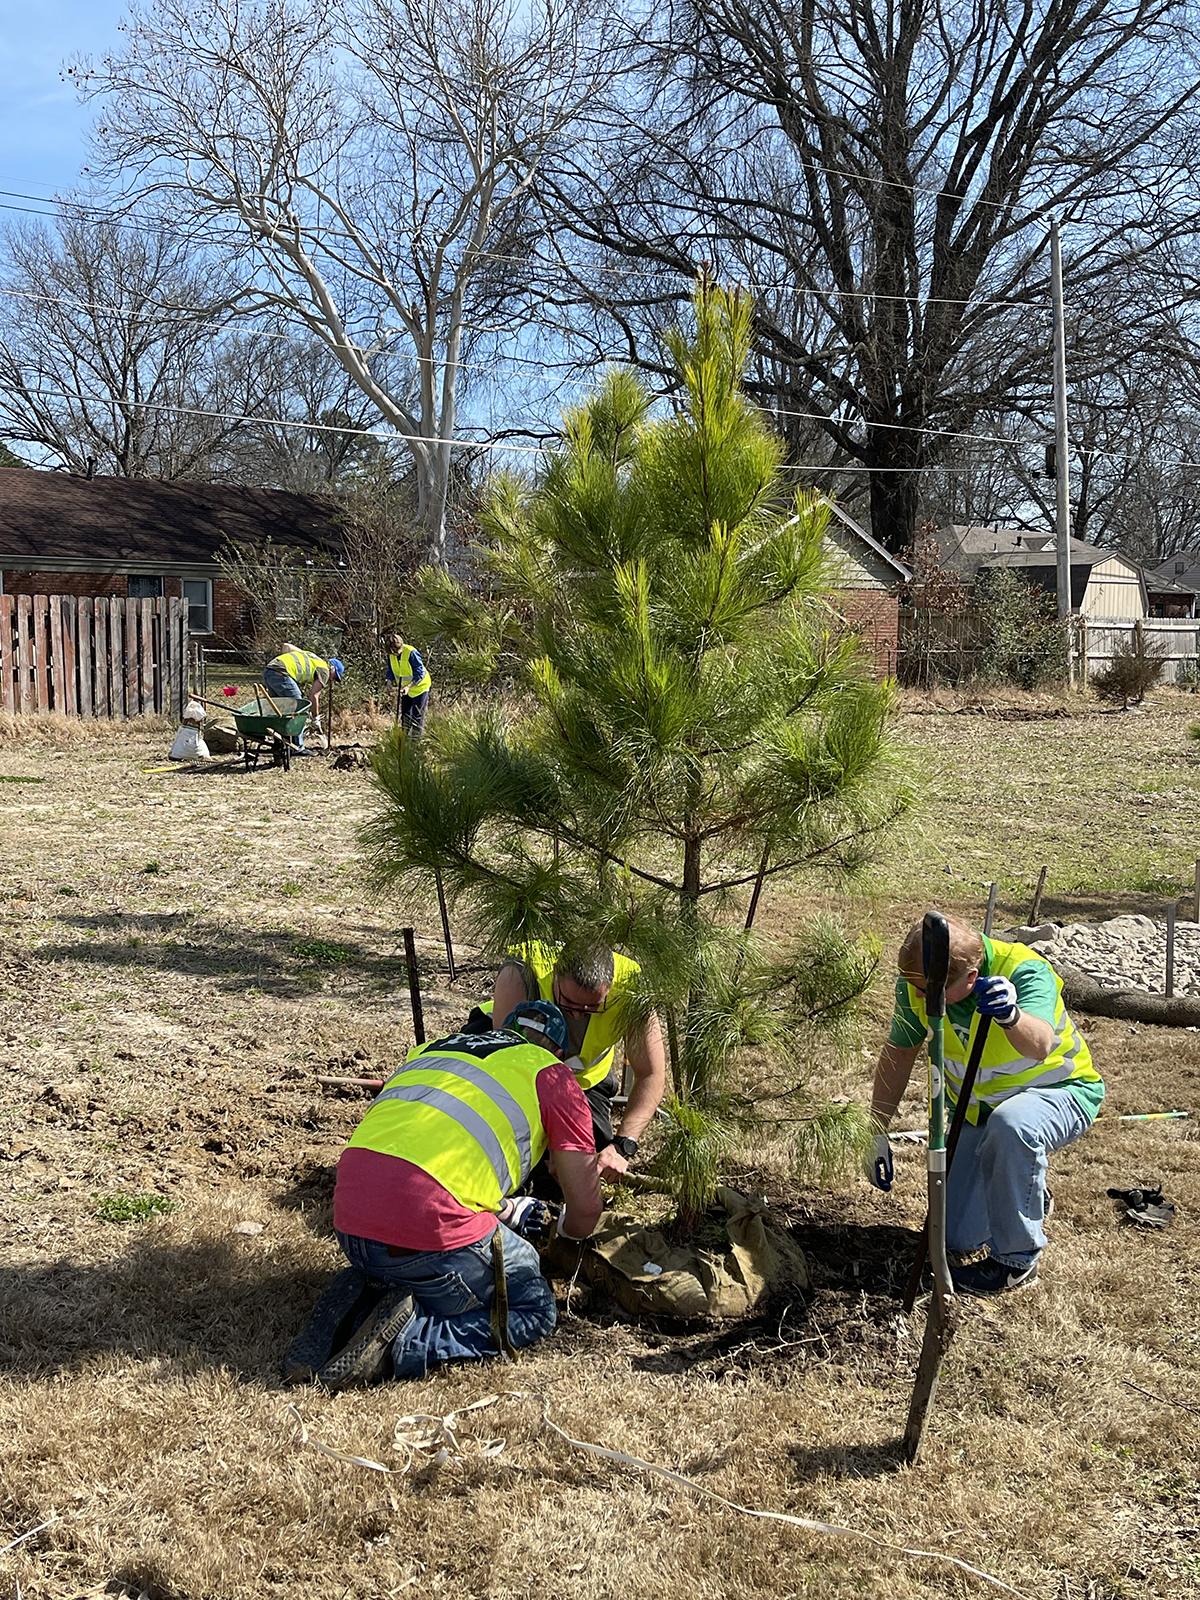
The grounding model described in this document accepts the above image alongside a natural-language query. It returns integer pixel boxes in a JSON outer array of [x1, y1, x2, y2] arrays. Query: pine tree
[[364, 284, 910, 1227]]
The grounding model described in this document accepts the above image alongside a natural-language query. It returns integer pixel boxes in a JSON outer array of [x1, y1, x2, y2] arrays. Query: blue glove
[[973, 974, 1019, 1026], [498, 1195, 556, 1245], [863, 1132, 893, 1192]]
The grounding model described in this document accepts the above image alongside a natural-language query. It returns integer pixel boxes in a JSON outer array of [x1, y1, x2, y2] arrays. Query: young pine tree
[[363, 285, 910, 1228]]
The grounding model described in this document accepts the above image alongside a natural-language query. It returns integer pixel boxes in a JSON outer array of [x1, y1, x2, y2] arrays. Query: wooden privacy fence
[[1079, 616, 1200, 683], [0, 594, 189, 719]]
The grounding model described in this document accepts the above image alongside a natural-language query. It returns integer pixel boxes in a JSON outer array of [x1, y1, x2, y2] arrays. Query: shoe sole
[[281, 1267, 374, 1386], [318, 1290, 415, 1391]]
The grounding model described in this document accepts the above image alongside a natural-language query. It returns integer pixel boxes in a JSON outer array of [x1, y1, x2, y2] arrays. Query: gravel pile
[[1020, 914, 1198, 998]]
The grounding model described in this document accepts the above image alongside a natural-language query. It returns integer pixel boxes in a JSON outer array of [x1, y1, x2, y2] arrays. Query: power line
[[0, 284, 583, 376], [0, 185, 1051, 313]]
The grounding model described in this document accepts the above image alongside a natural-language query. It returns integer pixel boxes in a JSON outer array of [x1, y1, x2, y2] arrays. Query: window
[[128, 575, 164, 599], [182, 577, 213, 634], [1176, 560, 1187, 575], [275, 571, 306, 622]]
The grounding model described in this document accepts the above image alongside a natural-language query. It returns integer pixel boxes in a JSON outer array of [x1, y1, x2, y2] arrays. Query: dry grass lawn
[[1, 696, 1198, 1600]]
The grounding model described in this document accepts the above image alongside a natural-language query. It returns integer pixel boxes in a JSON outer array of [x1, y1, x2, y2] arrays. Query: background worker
[[489, 940, 666, 1179], [386, 631, 432, 736], [264, 643, 345, 749], [865, 914, 1104, 1296], [289, 1000, 601, 1389]]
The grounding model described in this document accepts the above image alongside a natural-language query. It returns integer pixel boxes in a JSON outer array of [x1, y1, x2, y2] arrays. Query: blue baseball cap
[[329, 657, 345, 680], [503, 1000, 569, 1058]]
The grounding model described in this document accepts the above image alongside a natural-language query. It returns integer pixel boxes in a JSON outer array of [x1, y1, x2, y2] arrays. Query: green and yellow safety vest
[[346, 1032, 553, 1212], [389, 644, 431, 697], [269, 648, 330, 686], [905, 938, 1100, 1125], [482, 941, 641, 1090]]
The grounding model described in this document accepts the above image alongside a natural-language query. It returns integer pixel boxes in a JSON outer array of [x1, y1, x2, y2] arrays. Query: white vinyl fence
[[1080, 617, 1200, 683]]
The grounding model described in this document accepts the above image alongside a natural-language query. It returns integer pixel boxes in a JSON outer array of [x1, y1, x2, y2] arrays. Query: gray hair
[[557, 941, 614, 991]]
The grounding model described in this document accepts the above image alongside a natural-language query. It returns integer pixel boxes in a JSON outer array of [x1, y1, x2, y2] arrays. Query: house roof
[[1145, 572, 1200, 596], [979, 539, 1109, 570], [941, 523, 1135, 574], [822, 501, 912, 581], [0, 467, 347, 569]]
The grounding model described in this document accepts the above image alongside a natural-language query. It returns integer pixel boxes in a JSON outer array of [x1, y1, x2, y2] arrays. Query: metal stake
[[1029, 865, 1048, 926], [434, 868, 456, 981], [983, 881, 998, 936], [1166, 903, 1176, 999]]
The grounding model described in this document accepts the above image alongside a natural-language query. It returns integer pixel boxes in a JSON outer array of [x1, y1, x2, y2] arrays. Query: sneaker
[[317, 1288, 416, 1391], [281, 1267, 376, 1386], [951, 1256, 1039, 1297]]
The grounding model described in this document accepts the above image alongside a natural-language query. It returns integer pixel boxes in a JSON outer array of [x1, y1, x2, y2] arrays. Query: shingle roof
[[0, 467, 347, 567]]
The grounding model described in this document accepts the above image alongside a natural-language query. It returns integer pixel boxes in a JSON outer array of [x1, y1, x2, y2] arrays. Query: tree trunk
[[867, 439, 922, 556]]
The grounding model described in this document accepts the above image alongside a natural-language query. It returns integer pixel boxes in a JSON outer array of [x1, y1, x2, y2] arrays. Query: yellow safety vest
[[482, 941, 641, 1090], [906, 938, 1100, 1125], [346, 1032, 552, 1212], [269, 649, 329, 686], [389, 645, 432, 697]]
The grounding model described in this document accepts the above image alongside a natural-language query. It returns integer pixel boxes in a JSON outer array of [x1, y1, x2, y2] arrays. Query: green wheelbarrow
[[230, 695, 311, 772]]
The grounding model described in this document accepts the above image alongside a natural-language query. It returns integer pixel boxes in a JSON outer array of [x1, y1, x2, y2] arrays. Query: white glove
[[973, 974, 1019, 1026], [497, 1195, 555, 1244], [864, 1132, 894, 1192]]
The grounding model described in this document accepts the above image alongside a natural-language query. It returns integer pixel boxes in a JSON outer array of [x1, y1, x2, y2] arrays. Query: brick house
[[0, 467, 347, 647], [822, 501, 911, 675]]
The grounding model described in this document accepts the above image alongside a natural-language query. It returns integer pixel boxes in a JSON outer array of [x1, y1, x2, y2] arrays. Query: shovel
[[901, 910, 955, 1466]]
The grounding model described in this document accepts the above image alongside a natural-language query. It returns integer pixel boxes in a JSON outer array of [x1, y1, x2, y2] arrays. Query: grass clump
[[93, 1192, 176, 1224]]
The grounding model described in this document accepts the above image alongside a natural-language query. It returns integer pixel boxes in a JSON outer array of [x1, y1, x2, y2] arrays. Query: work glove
[[973, 974, 1020, 1026], [497, 1195, 556, 1245], [864, 1132, 894, 1192]]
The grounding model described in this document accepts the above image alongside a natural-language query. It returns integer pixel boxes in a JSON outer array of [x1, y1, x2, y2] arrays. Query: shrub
[[972, 568, 1068, 688], [1093, 637, 1168, 707]]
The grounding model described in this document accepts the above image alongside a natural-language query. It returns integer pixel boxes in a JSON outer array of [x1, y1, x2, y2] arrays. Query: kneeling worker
[[489, 940, 666, 1179], [865, 915, 1103, 1296], [284, 1000, 601, 1388]]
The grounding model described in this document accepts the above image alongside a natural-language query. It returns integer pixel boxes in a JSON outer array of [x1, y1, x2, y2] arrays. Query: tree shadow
[[785, 1436, 905, 1482], [39, 913, 407, 997], [0, 1234, 331, 1381]]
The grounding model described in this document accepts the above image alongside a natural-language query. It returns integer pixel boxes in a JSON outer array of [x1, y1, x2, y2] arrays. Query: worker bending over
[[386, 632, 432, 736], [484, 940, 666, 1179], [263, 643, 344, 750], [283, 1000, 601, 1388], [866, 915, 1103, 1296]]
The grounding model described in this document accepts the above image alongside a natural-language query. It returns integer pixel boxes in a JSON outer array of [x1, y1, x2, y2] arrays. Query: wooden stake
[[983, 881, 998, 936], [402, 927, 425, 1044], [317, 1073, 385, 1091], [1192, 859, 1199, 924], [1029, 866, 1048, 925], [1166, 903, 1176, 999]]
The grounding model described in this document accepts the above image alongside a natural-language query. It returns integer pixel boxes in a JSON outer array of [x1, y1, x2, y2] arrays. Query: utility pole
[[1050, 220, 1073, 684]]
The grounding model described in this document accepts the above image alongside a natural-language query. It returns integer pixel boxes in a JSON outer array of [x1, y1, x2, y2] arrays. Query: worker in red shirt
[[283, 1000, 600, 1388]]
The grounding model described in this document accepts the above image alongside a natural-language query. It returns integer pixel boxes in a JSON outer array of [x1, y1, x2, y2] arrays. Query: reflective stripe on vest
[[389, 645, 431, 697], [346, 1037, 550, 1211], [908, 938, 1100, 1125], [270, 649, 328, 686]]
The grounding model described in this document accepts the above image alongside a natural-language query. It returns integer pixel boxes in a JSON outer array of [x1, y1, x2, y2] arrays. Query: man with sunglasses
[[489, 940, 666, 1178]]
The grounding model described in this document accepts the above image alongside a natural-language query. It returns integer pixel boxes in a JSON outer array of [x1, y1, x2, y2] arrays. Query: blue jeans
[[262, 668, 306, 746], [947, 1087, 1091, 1267], [336, 1225, 556, 1379], [400, 690, 429, 736]]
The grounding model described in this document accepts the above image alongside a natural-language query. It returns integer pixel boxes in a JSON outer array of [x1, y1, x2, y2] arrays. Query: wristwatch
[[610, 1134, 639, 1160]]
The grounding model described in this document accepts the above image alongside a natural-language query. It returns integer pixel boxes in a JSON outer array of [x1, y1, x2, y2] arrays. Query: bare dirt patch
[[1, 715, 1198, 1600]]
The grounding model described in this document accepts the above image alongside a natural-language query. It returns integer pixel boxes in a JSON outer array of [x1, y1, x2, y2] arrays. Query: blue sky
[[0, 3, 127, 201]]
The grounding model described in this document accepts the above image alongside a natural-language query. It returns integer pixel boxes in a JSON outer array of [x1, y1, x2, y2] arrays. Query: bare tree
[[0, 213, 259, 477], [76, 0, 614, 560], [542, 0, 1200, 552]]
